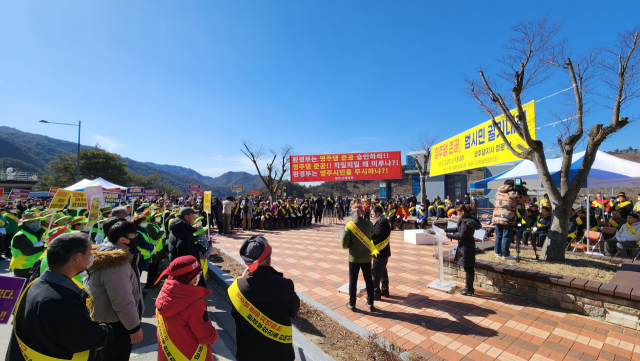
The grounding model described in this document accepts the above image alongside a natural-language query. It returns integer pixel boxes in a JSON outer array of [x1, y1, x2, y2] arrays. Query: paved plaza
[[214, 220, 640, 361]]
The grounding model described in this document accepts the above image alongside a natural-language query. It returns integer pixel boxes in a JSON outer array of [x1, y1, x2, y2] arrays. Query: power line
[[536, 85, 576, 102]]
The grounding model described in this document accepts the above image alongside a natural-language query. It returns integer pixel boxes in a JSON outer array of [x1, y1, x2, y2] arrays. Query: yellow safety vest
[[156, 309, 207, 361], [137, 231, 152, 260], [149, 224, 164, 254], [10, 231, 44, 271], [227, 278, 293, 343], [13, 280, 91, 361]]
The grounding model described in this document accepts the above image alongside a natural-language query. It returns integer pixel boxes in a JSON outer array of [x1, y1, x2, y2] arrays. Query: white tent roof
[[64, 177, 127, 191], [471, 150, 640, 189]]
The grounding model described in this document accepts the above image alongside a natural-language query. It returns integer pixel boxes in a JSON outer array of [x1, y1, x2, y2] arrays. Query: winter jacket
[[167, 218, 206, 262], [535, 214, 553, 234], [231, 266, 300, 361], [222, 200, 236, 215], [84, 242, 144, 333], [613, 200, 634, 219], [7, 270, 112, 361], [211, 200, 224, 222], [445, 216, 482, 267], [615, 221, 640, 243], [492, 185, 529, 225], [342, 218, 375, 263], [314, 198, 325, 211], [372, 217, 391, 258], [156, 279, 218, 361]]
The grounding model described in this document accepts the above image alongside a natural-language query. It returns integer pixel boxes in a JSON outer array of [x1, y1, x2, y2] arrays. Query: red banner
[[290, 151, 402, 182], [48, 187, 59, 197]]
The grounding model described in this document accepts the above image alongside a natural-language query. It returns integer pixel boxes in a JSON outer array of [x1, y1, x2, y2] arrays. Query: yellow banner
[[304, 193, 313, 198], [203, 191, 211, 213], [429, 101, 536, 176], [87, 198, 100, 224], [70, 191, 87, 209], [49, 190, 72, 210]]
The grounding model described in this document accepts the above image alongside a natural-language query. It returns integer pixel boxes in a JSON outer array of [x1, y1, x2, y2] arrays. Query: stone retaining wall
[[443, 260, 640, 330]]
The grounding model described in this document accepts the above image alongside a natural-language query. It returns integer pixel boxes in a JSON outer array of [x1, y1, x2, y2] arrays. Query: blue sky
[[1, 1, 639, 178]]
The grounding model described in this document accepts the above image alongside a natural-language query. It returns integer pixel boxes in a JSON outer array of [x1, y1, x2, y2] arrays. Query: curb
[[208, 248, 336, 361]]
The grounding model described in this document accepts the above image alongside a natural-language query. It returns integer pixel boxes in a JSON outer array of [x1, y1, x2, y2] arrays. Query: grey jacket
[[83, 241, 144, 332]]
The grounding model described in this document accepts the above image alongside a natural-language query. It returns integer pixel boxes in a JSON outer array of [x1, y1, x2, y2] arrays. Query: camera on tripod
[[513, 178, 528, 197]]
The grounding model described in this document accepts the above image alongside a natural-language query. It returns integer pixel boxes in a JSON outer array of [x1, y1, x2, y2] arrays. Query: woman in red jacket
[[155, 255, 218, 361]]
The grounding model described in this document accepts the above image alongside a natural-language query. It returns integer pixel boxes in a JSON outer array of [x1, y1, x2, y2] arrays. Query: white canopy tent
[[64, 177, 127, 191]]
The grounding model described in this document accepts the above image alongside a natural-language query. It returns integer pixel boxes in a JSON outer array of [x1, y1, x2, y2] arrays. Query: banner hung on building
[[290, 151, 402, 182], [429, 101, 536, 176]]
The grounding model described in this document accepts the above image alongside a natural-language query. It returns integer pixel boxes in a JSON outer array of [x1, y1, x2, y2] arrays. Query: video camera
[[513, 178, 528, 197]]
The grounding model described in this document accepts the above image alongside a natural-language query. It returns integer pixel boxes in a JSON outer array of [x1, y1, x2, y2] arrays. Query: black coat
[[167, 218, 206, 262], [445, 217, 482, 267], [231, 266, 300, 361], [372, 217, 391, 258], [211, 200, 224, 222], [6, 270, 111, 361], [314, 198, 324, 210]]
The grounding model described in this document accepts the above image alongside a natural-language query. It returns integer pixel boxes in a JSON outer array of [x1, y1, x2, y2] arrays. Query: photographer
[[493, 179, 529, 260]]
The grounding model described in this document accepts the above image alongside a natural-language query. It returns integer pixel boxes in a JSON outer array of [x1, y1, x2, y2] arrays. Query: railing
[[0, 171, 39, 182]]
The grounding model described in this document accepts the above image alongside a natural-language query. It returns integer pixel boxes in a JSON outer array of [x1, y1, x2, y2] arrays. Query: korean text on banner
[[7, 189, 30, 201], [231, 185, 243, 193], [251, 190, 260, 196], [126, 187, 144, 201], [188, 185, 200, 194], [87, 198, 100, 224], [49, 190, 72, 210], [70, 191, 87, 209], [105, 187, 121, 192], [85, 186, 105, 208], [145, 190, 159, 199], [203, 191, 211, 213], [304, 193, 313, 198], [429, 101, 536, 176], [104, 192, 121, 207], [0, 275, 26, 324], [290, 151, 403, 183], [48, 187, 59, 197]]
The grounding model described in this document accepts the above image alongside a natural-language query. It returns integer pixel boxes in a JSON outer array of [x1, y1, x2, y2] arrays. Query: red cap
[[155, 255, 201, 285]]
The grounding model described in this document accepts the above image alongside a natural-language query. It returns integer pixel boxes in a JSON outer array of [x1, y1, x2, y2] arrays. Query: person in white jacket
[[604, 213, 640, 257]]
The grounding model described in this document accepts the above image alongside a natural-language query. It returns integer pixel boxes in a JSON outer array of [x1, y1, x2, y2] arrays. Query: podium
[[427, 227, 457, 293]]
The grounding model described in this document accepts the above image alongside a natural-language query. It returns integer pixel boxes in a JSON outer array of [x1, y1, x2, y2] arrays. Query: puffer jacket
[[156, 279, 218, 361], [445, 216, 482, 267], [83, 242, 144, 333], [167, 218, 206, 262], [492, 185, 529, 225]]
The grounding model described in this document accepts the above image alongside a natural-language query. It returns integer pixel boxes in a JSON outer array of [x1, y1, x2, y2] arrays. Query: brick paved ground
[[214, 220, 640, 361]]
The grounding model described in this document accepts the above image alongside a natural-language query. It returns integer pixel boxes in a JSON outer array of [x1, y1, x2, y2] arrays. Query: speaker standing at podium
[[444, 204, 482, 296]]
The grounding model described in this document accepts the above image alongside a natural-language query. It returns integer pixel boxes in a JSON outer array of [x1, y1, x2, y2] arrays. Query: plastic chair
[[569, 231, 603, 253]]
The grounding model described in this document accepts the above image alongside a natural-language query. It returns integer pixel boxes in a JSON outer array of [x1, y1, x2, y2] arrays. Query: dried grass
[[476, 249, 619, 282]]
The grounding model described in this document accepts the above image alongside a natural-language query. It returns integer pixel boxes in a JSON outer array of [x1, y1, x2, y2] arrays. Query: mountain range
[[0, 126, 262, 197]]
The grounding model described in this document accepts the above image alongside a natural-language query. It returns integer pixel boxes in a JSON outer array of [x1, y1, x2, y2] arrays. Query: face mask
[[195, 221, 202, 228], [37, 206, 44, 210], [79, 253, 94, 269], [155, 217, 162, 223], [25, 221, 41, 233], [125, 216, 131, 222], [124, 234, 139, 249], [141, 222, 148, 228], [10, 209, 17, 213]]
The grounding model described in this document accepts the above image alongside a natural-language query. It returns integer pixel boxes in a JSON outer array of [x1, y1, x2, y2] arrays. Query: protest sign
[[7, 189, 30, 202], [144, 190, 159, 199], [126, 187, 144, 201], [0, 189, 3, 201], [85, 186, 104, 208], [304, 193, 313, 198], [105, 187, 121, 192], [429, 101, 536, 176], [203, 191, 211, 213], [0, 275, 26, 324], [48, 189, 72, 210], [104, 192, 121, 207], [251, 190, 260, 196], [70, 191, 87, 209], [48, 187, 59, 197], [231, 185, 243, 193], [277, 190, 281, 195], [87, 197, 100, 225], [188, 185, 200, 194], [290, 151, 403, 183]]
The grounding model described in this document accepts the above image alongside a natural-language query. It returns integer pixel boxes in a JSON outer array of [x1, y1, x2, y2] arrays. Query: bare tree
[[409, 132, 440, 205], [241, 142, 293, 200], [468, 17, 639, 261]]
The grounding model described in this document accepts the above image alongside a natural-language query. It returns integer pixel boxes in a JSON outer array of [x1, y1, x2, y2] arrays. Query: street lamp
[[39, 120, 81, 182]]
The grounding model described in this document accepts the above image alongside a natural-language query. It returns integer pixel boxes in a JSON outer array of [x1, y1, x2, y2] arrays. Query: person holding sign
[[6, 232, 113, 361], [154, 255, 218, 361], [230, 236, 300, 361], [342, 204, 376, 312]]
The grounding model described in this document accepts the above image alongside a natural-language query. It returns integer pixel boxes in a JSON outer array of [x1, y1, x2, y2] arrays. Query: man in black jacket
[[167, 207, 206, 262], [6, 232, 112, 360], [211, 197, 224, 235], [371, 206, 391, 300], [314, 195, 324, 223], [230, 236, 300, 361]]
